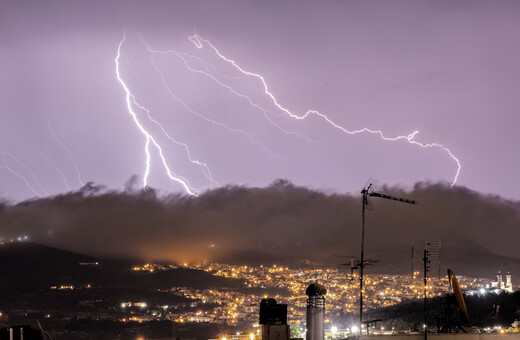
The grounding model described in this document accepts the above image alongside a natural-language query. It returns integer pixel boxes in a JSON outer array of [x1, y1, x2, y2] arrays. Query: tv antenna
[[358, 183, 416, 332], [334, 255, 380, 281], [412, 240, 441, 280], [423, 243, 431, 340]]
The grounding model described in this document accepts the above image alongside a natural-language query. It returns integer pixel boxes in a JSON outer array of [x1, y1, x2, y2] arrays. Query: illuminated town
[[119, 262, 503, 335], [0, 237, 518, 339]]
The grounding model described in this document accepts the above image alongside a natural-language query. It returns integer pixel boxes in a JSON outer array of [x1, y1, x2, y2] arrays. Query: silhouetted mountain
[[0, 241, 98, 293], [0, 242, 240, 294], [129, 267, 241, 290]]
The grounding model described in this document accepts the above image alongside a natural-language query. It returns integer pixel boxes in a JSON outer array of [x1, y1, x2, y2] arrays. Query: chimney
[[259, 298, 289, 340], [305, 283, 327, 340]]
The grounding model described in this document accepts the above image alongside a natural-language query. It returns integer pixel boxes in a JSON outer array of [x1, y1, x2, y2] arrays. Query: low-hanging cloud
[[1, 180, 519, 266]]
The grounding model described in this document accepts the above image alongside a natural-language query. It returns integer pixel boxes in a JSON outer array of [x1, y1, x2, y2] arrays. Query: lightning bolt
[[139, 36, 288, 161], [130, 97, 219, 189], [148, 44, 308, 141], [0, 151, 46, 197], [115, 34, 197, 196], [116, 32, 461, 196], [43, 113, 84, 187], [188, 34, 462, 186], [39, 151, 72, 191]]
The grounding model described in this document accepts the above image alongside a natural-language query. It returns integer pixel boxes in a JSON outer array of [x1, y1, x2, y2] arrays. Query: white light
[[331, 326, 338, 334], [480, 288, 486, 294], [351, 326, 359, 333]]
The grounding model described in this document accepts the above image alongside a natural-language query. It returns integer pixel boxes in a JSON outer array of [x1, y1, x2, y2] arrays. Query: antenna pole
[[358, 184, 415, 334], [423, 243, 430, 340], [359, 186, 369, 332]]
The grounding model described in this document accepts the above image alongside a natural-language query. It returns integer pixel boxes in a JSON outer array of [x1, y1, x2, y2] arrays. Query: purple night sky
[[2, 0, 520, 202]]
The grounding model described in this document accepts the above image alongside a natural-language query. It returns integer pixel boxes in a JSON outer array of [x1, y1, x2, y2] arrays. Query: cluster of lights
[[466, 287, 502, 295], [0, 235, 29, 245], [132, 263, 155, 272], [49, 283, 91, 290], [121, 302, 147, 309], [220, 332, 256, 340], [482, 326, 506, 334], [50, 285, 74, 290]]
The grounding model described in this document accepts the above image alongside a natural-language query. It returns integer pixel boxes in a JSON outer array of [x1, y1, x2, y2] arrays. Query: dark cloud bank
[[1, 180, 519, 276]]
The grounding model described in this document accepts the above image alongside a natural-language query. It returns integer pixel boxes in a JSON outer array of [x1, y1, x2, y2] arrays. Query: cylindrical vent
[[306, 284, 326, 340]]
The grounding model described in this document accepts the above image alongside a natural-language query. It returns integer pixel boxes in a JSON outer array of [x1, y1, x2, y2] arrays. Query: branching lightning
[[40, 151, 72, 191], [116, 34, 197, 196], [188, 34, 462, 186], [146, 43, 308, 142], [43, 113, 84, 187], [130, 97, 219, 189], [115, 32, 462, 197], [0, 151, 46, 197], [140, 37, 288, 161], [0, 30, 462, 201]]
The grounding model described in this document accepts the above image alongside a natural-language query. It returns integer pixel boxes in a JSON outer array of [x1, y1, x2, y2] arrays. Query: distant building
[[506, 273, 513, 292], [491, 271, 513, 293]]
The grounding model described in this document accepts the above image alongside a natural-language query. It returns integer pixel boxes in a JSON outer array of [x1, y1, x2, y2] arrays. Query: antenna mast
[[359, 184, 416, 333], [423, 243, 430, 340]]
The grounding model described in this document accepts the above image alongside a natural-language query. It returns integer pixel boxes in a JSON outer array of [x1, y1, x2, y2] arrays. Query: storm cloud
[[1, 180, 519, 268]]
